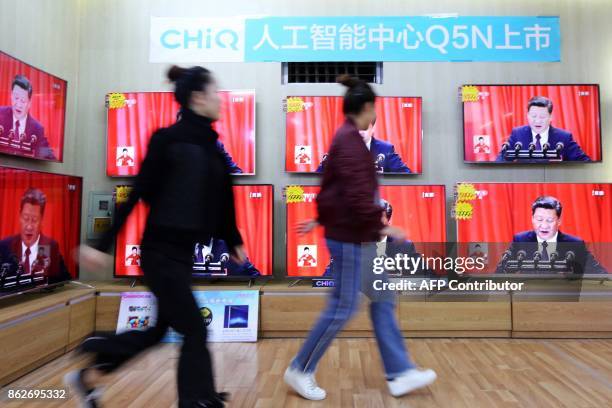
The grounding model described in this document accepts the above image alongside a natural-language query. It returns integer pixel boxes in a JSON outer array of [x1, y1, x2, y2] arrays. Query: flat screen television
[[106, 90, 255, 176], [0, 166, 81, 297], [456, 182, 611, 276], [0, 51, 67, 162], [462, 84, 601, 163], [285, 96, 422, 174], [114, 184, 273, 278], [286, 185, 446, 277]]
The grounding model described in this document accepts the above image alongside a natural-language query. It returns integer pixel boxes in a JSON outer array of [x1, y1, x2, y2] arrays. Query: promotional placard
[[116, 290, 259, 342]]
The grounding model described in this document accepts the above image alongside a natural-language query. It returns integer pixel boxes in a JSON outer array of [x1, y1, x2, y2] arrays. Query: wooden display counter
[[260, 281, 381, 338], [82, 278, 612, 341], [512, 279, 612, 338], [0, 283, 96, 386], [399, 289, 512, 338]]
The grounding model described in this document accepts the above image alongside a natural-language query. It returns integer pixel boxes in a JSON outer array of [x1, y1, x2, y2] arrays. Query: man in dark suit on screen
[[0, 75, 56, 160], [498, 196, 606, 275], [496, 96, 591, 162], [323, 199, 429, 277], [193, 238, 259, 277], [317, 119, 411, 173], [0, 188, 70, 286]]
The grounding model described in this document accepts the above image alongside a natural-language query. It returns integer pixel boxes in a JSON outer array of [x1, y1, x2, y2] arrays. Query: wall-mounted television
[[456, 182, 611, 276], [463, 84, 601, 163], [0, 166, 81, 297], [0, 51, 67, 162], [114, 184, 273, 279], [106, 90, 256, 176], [286, 185, 446, 277], [286, 96, 422, 174]]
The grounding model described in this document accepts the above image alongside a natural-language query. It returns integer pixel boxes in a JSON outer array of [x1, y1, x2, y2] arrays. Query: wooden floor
[[1, 338, 611, 407]]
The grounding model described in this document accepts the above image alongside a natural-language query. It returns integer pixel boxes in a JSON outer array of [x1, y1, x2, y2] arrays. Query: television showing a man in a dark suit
[[193, 238, 259, 277], [0, 188, 70, 289], [498, 196, 606, 275], [496, 96, 590, 162], [323, 199, 428, 277], [317, 120, 411, 173], [0, 75, 56, 160]]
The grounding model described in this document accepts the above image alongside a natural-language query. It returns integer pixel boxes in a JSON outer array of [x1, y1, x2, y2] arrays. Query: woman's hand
[[296, 219, 319, 236], [381, 225, 406, 241], [231, 245, 248, 264], [76, 245, 112, 270]]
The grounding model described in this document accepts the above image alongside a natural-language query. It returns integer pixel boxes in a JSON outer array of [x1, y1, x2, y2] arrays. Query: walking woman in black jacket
[[65, 66, 246, 408]]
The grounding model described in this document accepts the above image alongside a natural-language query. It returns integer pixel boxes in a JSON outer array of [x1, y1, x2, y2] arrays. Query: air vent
[[282, 62, 382, 84]]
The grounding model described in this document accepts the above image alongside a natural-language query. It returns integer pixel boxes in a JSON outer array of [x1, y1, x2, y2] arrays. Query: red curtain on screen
[[114, 200, 149, 277], [464, 85, 601, 162], [0, 52, 67, 161], [286, 185, 446, 277], [457, 183, 612, 273], [233, 185, 273, 276], [0, 168, 81, 278], [114, 185, 272, 277], [285, 96, 422, 173], [286, 186, 330, 277], [106, 91, 255, 176]]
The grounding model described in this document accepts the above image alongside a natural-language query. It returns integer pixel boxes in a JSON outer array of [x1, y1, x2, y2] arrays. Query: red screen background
[[457, 183, 611, 273], [106, 91, 255, 176], [115, 185, 273, 277], [463, 85, 601, 162], [0, 51, 67, 162], [0, 167, 81, 278], [287, 185, 446, 277], [286, 96, 422, 173]]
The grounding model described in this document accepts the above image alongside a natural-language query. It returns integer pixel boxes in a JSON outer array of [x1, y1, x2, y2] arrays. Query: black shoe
[[181, 392, 230, 408], [78, 336, 108, 354], [64, 368, 103, 408]]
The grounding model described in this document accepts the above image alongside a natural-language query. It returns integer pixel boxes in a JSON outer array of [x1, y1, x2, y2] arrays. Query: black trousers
[[82, 245, 215, 403]]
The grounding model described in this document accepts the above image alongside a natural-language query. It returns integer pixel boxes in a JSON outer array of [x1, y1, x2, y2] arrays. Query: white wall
[[2, 0, 611, 280]]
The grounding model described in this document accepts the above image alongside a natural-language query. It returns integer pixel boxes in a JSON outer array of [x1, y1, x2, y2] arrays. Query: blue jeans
[[291, 238, 415, 378]]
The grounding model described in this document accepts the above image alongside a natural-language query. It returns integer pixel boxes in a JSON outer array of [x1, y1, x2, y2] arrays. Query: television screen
[[106, 90, 255, 176], [463, 84, 601, 163], [0, 166, 81, 296], [114, 184, 273, 278], [286, 185, 446, 277], [0, 51, 67, 162], [285, 96, 422, 174], [456, 183, 611, 275]]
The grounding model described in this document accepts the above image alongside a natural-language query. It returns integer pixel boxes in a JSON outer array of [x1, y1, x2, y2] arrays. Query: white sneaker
[[387, 368, 437, 397], [284, 366, 327, 400]]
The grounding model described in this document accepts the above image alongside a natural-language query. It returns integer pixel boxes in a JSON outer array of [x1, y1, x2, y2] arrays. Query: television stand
[[288, 279, 303, 287]]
